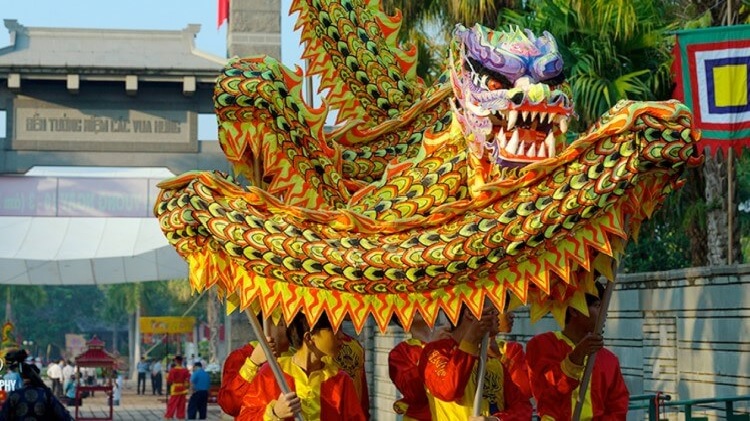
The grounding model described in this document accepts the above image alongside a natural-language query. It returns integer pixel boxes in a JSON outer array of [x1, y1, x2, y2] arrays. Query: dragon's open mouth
[[489, 107, 570, 162]]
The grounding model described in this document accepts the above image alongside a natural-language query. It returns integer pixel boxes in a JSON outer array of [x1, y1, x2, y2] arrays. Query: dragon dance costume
[[420, 337, 532, 420], [526, 331, 629, 420], [333, 332, 370, 418], [154, 0, 702, 418], [238, 356, 365, 420], [495, 339, 532, 401], [388, 338, 431, 421], [155, 1, 702, 333], [218, 341, 259, 417]]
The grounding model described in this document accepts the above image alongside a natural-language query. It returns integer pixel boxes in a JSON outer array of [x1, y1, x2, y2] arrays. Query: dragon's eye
[[487, 78, 504, 90]]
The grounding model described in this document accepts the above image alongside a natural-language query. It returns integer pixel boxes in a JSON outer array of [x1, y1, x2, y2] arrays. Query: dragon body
[[155, 0, 702, 332]]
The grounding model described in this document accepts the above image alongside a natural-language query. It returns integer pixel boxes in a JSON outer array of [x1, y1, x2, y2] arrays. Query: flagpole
[[728, 147, 734, 264], [572, 278, 616, 421]]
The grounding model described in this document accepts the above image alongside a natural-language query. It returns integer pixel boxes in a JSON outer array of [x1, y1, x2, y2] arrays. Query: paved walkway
[[68, 381, 228, 421]]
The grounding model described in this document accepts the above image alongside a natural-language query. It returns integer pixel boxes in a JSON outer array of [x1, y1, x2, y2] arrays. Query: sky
[[0, 0, 306, 141]]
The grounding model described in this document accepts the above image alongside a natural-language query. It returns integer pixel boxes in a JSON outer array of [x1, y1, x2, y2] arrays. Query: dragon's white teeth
[[522, 111, 529, 122], [498, 128, 507, 148], [545, 130, 556, 157], [547, 112, 555, 124], [560, 116, 569, 133], [466, 101, 490, 116], [526, 142, 536, 157], [507, 110, 518, 130], [507, 130, 520, 155], [537, 142, 547, 158], [480, 75, 488, 87], [531, 111, 538, 122], [539, 111, 547, 124]]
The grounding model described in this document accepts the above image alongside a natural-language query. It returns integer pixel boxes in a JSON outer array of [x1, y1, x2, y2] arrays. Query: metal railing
[[629, 393, 750, 421]]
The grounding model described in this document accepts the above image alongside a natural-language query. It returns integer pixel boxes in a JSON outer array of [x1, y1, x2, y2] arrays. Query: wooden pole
[[728, 147, 734, 265], [472, 333, 490, 416], [245, 310, 304, 421], [572, 279, 616, 421]]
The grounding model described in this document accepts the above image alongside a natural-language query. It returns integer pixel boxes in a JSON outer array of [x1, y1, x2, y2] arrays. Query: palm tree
[[2, 285, 47, 324], [499, 0, 676, 130], [381, 0, 524, 83]]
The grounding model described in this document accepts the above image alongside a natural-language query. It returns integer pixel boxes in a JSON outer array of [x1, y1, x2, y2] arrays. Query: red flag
[[218, 0, 229, 29]]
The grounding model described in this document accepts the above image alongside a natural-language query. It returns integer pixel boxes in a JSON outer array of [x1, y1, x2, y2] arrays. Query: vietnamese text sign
[[12, 97, 197, 152], [140, 317, 195, 334]]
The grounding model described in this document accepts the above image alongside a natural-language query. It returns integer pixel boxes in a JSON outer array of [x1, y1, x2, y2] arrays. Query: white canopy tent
[[0, 167, 188, 285]]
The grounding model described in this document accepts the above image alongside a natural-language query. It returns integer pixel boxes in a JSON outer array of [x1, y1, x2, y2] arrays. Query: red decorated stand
[[74, 335, 116, 421]]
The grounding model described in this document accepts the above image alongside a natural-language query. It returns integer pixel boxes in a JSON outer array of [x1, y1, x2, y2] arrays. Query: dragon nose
[[514, 76, 534, 88]]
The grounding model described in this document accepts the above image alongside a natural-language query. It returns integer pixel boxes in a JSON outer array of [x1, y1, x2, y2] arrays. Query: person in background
[[136, 356, 149, 395], [46, 359, 63, 397], [61, 361, 74, 392], [388, 313, 451, 421], [3, 363, 23, 392], [64, 374, 79, 406], [0, 349, 73, 420], [82, 366, 96, 397], [187, 361, 211, 419], [420, 301, 532, 421], [164, 355, 191, 420], [111, 370, 122, 406], [151, 358, 163, 395], [217, 316, 290, 418], [526, 281, 629, 420], [239, 312, 365, 420]]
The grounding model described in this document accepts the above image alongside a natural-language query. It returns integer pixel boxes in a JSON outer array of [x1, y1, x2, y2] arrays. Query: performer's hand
[[569, 333, 604, 365], [273, 391, 301, 418], [250, 337, 278, 365], [463, 312, 497, 344], [469, 416, 499, 421], [487, 336, 501, 359], [429, 324, 452, 342]]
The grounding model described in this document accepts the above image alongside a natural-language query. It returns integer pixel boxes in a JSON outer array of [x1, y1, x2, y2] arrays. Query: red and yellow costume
[[238, 356, 366, 421], [388, 338, 430, 421], [419, 337, 532, 420], [165, 365, 191, 419], [334, 332, 370, 418], [526, 331, 629, 420], [218, 341, 259, 417], [496, 339, 532, 400]]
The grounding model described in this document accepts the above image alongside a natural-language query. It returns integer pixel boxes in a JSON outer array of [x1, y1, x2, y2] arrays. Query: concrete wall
[[363, 264, 750, 420], [227, 0, 281, 58]]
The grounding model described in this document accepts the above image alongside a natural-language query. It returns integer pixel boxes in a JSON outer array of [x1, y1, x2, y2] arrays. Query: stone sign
[[12, 97, 197, 152]]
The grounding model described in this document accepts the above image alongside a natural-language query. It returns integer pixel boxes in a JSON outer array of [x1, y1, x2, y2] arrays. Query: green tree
[[500, 0, 675, 130], [382, 0, 523, 83], [2, 285, 46, 324]]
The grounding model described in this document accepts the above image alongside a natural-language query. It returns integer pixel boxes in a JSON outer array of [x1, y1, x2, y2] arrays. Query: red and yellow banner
[[139, 317, 195, 334]]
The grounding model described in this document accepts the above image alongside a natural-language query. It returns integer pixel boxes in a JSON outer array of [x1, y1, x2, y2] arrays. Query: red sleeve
[[388, 341, 425, 405], [599, 350, 629, 420], [222, 343, 255, 385], [237, 365, 284, 421], [493, 363, 532, 421], [526, 333, 581, 420], [218, 343, 256, 416], [419, 338, 477, 402], [502, 341, 532, 400], [359, 362, 370, 420], [339, 372, 368, 421]]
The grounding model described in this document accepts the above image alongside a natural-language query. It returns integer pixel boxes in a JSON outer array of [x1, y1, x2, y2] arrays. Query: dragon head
[[450, 24, 575, 168]]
